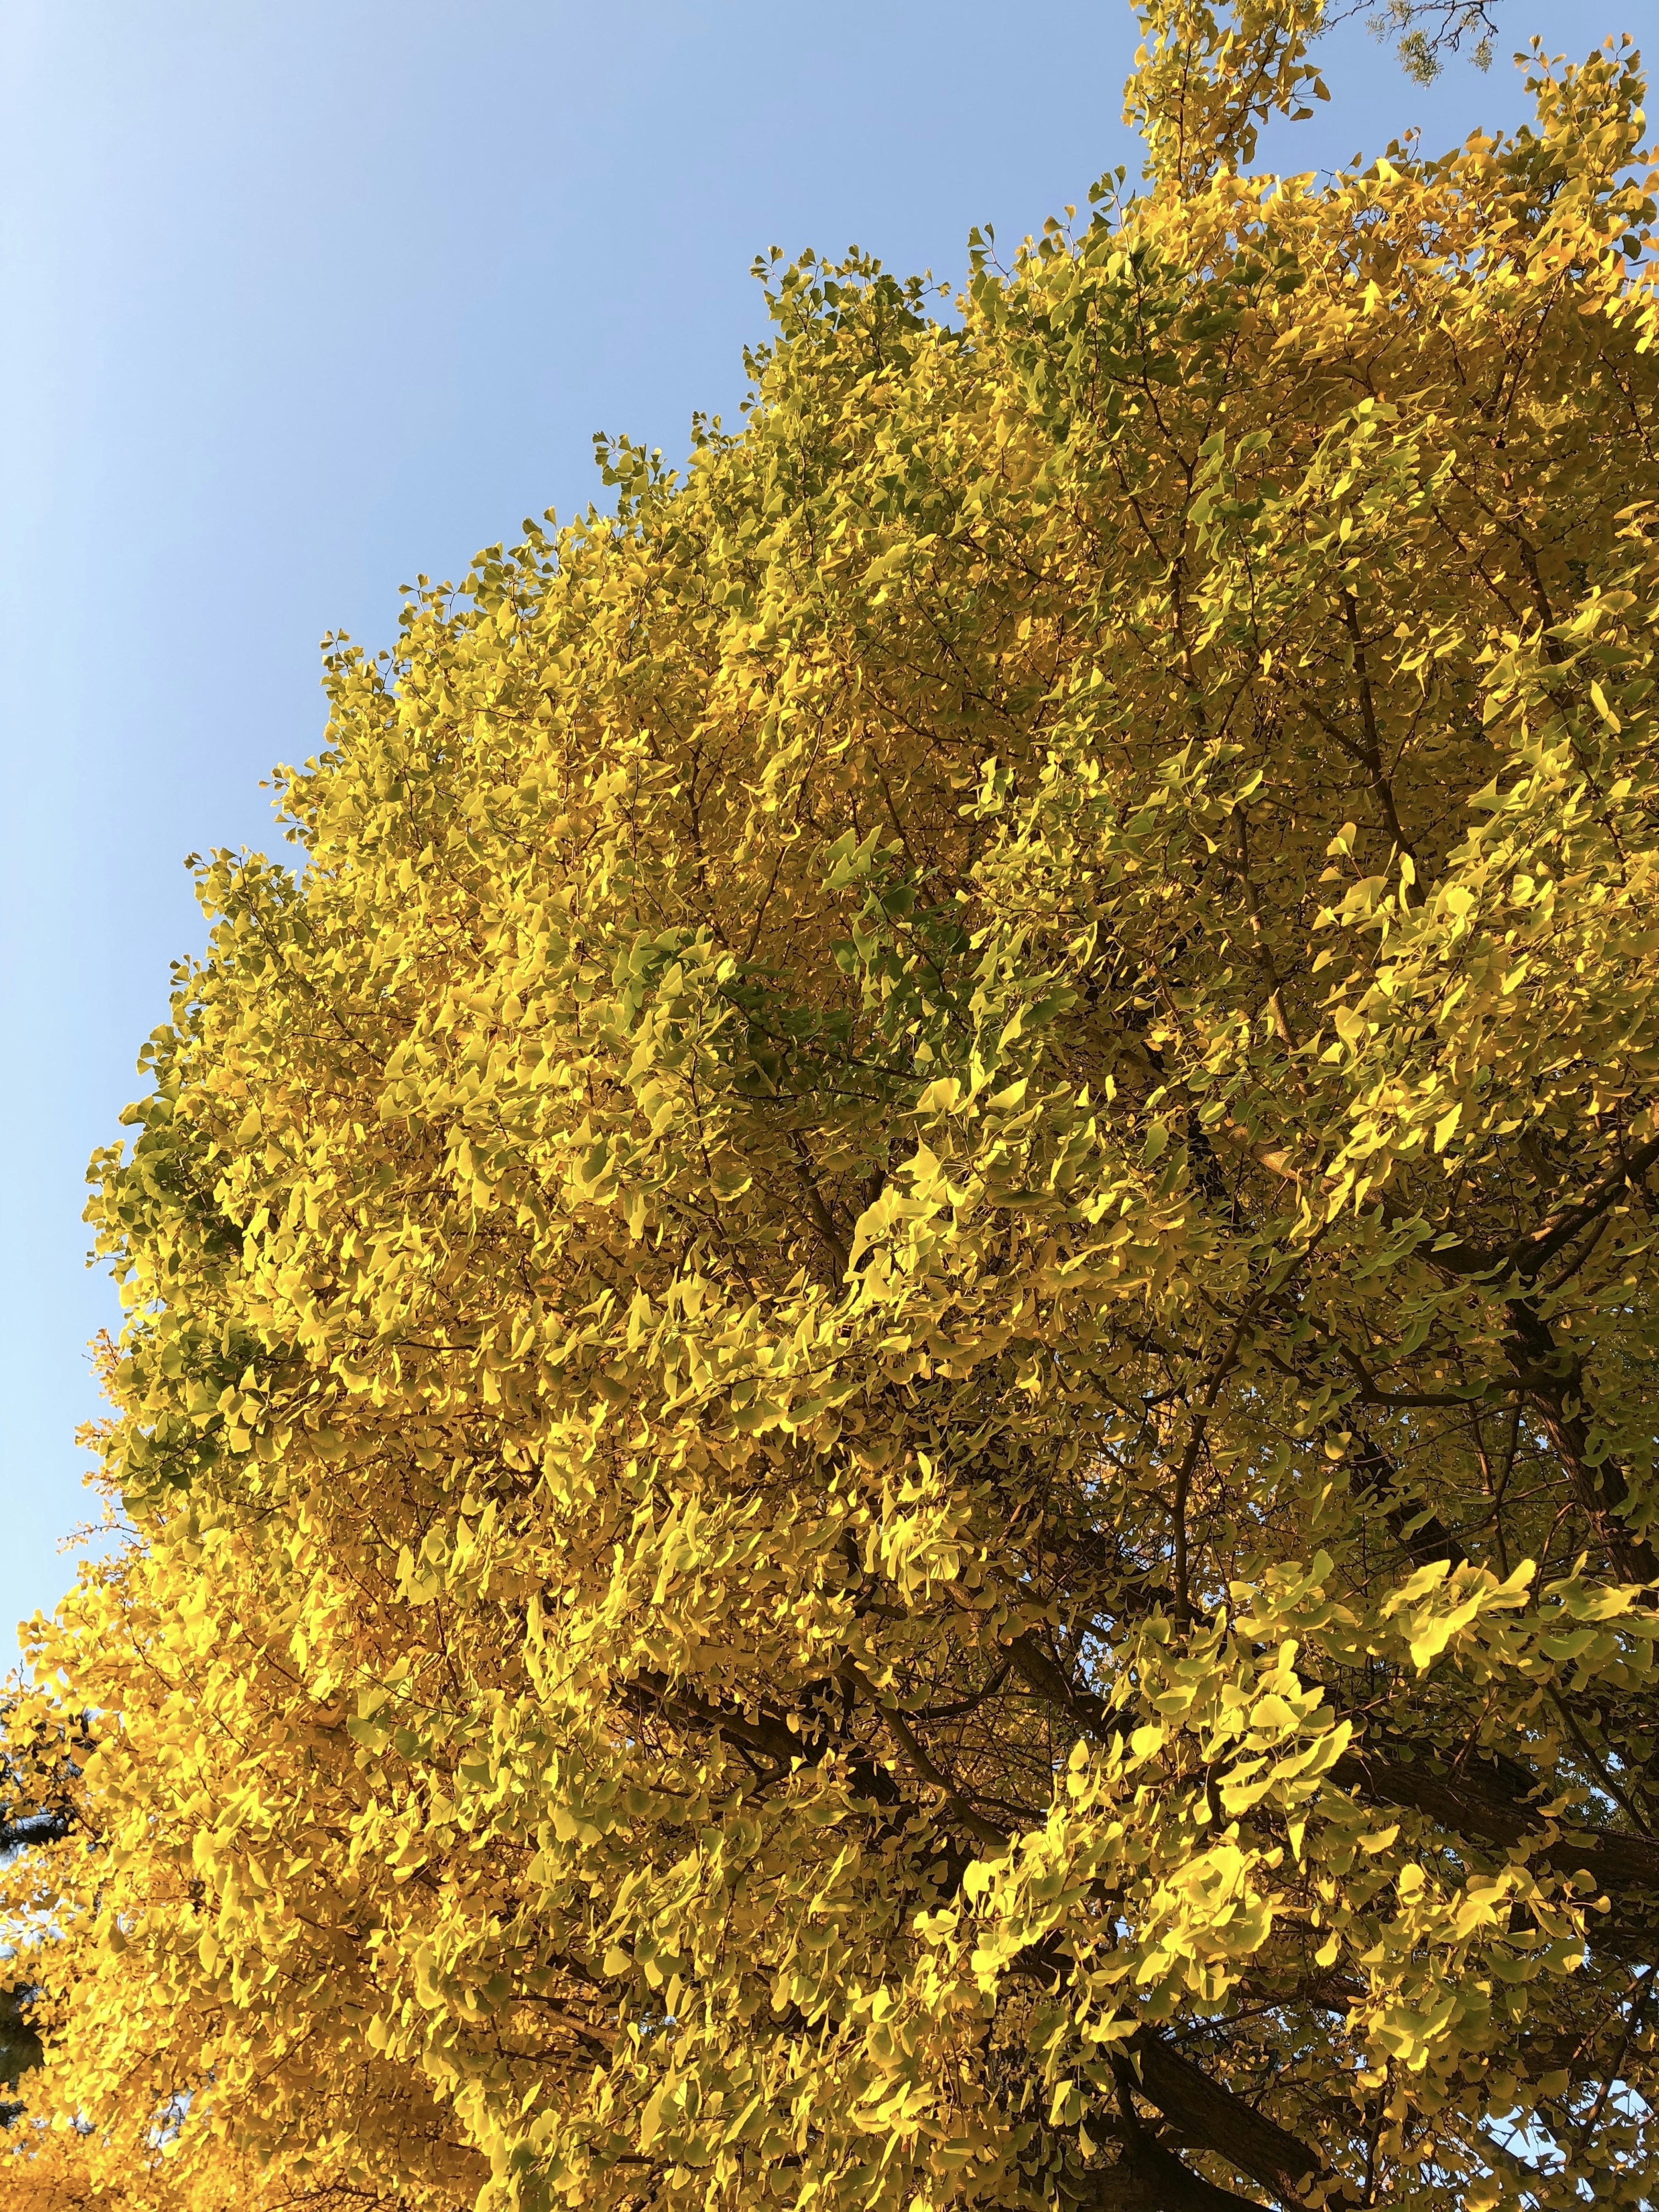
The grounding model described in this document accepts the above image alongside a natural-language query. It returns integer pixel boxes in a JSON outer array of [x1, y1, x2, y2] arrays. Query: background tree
[[5, 3, 1659, 2207]]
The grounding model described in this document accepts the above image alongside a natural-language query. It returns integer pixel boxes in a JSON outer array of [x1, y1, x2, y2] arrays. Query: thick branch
[[791, 1135, 850, 1280], [1333, 1748, 1659, 1945], [1130, 2034, 1360, 2208], [1004, 1631, 1118, 1740], [1417, 1128, 1659, 1290], [1227, 805, 1298, 1053], [1516, 1130, 1659, 1283], [1501, 1300, 1659, 1585], [0, 1810, 72, 1854], [1347, 1433, 1466, 1569], [1340, 588, 1417, 883], [1396, 1166, 1659, 1583], [1006, 1936, 1342, 2204], [876, 1701, 1007, 1850], [1088, 2131, 1269, 2211]]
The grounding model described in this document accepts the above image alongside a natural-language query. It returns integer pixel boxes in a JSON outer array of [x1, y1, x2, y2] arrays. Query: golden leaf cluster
[[7, 7, 1659, 2208]]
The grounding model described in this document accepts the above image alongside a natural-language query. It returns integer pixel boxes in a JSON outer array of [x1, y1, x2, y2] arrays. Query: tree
[[5, 4, 1659, 2206], [1332, 0, 1505, 84]]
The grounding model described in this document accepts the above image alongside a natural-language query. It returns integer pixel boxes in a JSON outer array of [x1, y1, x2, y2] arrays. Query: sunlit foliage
[[6, 6, 1659, 2206]]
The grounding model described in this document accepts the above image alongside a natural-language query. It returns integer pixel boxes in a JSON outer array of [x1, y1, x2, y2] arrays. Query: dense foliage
[[6, 6, 1659, 2206]]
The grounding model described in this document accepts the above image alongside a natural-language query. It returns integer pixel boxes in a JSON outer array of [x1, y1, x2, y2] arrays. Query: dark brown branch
[[790, 1134, 851, 1280], [1332, 1747, 1659, 1948], [1227, 804, 1297, 1053], [1087, 2131, 1269, 2210], [1012, 1930, 1348, 2207], [1415, 1127, 1659, 1289], [1003, 1631, 1118, 1740], [1128, 2034, 1361, 2208], [875, 1704, 1008, 1849], [1389, 1154, 1659, 1583], [1515, 1130, 1659, 1284], [1501, 1300, 1659, 1586], [1347, 1433, 1467, 1569], [1341, 588, 1417, 884]]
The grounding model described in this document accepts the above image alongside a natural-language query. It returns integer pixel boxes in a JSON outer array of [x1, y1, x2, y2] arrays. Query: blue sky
[[0, 0, 1628, 1657]]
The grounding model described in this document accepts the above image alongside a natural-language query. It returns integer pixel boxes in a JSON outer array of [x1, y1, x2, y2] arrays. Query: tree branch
[[1087, 2130, 1270, 2210], [0, 1810, 73, 1854], [1500, 1299, 1659, 1586], [1128, 2034, 1361, 2208], [1332, 1746, 1659, 1948]]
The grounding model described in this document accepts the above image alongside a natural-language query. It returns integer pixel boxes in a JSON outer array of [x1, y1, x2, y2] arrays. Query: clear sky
[[0, 0, 1630, 1659]]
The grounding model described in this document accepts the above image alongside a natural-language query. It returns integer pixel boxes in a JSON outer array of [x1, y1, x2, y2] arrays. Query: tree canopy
[[6, 5, 1659, 2207]]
